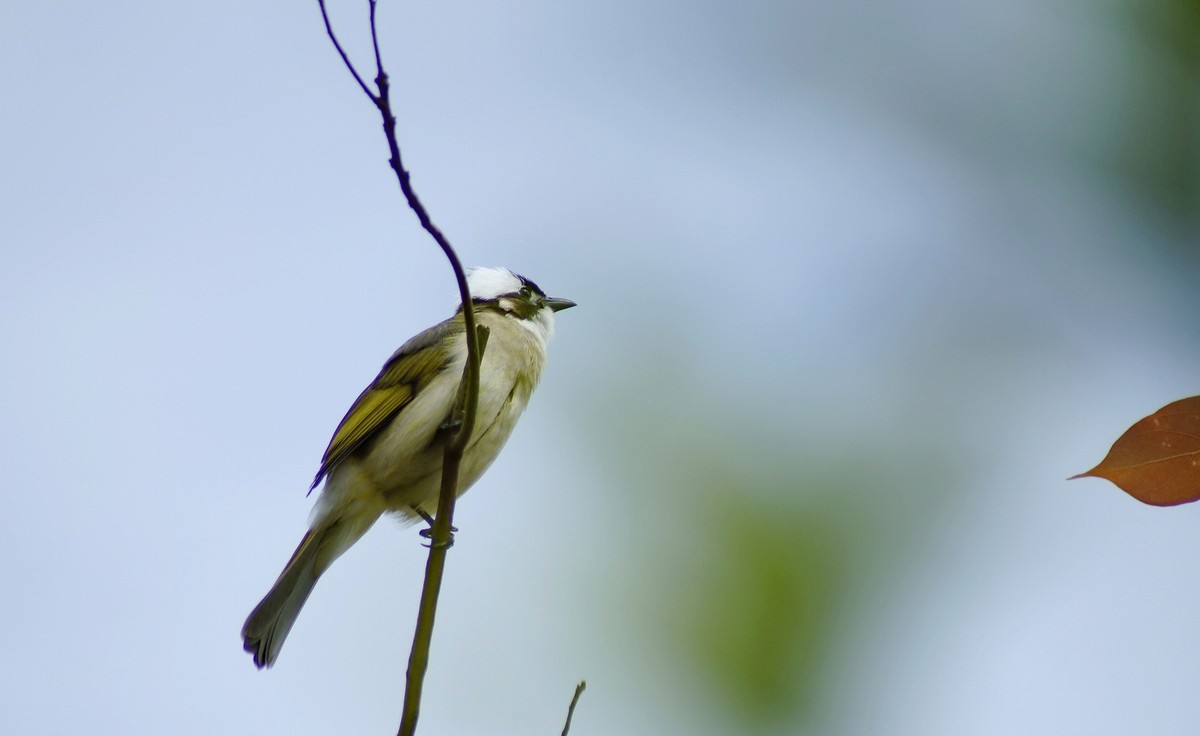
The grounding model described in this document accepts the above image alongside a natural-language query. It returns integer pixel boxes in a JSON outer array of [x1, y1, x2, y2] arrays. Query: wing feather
[[309, 316, 464, 489]]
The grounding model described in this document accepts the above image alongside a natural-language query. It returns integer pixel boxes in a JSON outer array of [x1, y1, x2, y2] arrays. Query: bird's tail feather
[[241, 529, 324, 669], [243, 498, 383, 668]]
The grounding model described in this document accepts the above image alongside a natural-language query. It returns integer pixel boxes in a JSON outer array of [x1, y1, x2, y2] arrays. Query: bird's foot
[[412, 505, 457, 548]]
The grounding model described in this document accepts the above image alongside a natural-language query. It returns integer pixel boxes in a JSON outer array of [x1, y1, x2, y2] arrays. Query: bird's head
[[465, 266, 575, 340]]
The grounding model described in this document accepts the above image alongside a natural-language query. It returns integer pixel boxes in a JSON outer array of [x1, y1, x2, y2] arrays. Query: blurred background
[[2, 0, 1199, 734]]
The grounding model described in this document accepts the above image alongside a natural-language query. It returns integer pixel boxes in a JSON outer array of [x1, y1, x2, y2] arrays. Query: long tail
[[242, 529, 324, 668], [243, 498, 383, 668]]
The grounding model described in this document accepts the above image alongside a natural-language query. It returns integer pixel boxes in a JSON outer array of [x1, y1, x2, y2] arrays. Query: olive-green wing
[[309, 316, 464, 490]]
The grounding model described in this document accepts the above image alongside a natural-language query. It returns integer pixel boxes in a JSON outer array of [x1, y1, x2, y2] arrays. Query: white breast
[[314, 308, 550, 526]]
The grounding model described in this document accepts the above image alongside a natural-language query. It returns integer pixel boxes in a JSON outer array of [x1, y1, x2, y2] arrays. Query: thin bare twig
[[369, 0, 386, 85], [561, 681, 587, 736], [314, 2, 485, 736], [316, 0, 374, 100]]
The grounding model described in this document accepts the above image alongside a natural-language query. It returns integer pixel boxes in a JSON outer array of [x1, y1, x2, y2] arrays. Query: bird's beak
[[545, 297, 577, 312]]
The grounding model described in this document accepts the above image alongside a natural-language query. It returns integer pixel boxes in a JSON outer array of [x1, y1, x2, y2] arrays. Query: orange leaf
[[1072, 396, 1200, 506]]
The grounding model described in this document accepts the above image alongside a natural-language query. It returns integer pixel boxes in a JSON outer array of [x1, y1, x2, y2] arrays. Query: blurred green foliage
[[1118, 0, 1200, 228], [590, 344, 958, 730], [671, 496, 849, 724]]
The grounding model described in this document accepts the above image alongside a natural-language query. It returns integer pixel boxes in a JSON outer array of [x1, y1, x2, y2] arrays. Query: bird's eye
[[519, 286, 533, 298]]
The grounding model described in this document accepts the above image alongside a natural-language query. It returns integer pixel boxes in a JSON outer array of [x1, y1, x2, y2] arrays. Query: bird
[[242, 266, 575, 668]]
